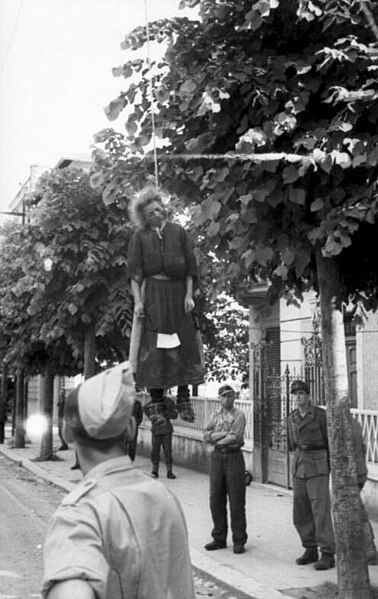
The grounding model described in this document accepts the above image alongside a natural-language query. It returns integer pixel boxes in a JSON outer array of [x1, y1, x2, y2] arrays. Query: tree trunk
[[0, 361, 8, 443], [38, 363, 55, 460], [14, 368, 25, 448], [316, 251, 371, 599], [84, 324, 96, 380]]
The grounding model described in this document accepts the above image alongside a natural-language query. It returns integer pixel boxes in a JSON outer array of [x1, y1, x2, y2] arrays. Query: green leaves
[[289, 188, 306, 206], [104, 96, 127, 122], [310, 198, 324, 212], [0, 167, 134, 374], [283, 165, 299, 184], [255, 245, 275, 266], [94, 0, 378, 312]]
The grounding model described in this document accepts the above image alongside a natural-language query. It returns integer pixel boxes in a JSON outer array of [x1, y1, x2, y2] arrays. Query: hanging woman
[[127, 186, 205, 422]]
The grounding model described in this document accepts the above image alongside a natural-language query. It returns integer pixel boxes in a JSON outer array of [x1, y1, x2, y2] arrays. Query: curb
[[0, 444, 284, 599], [191, 549, 285, 599], [0, 445, 75, 493]]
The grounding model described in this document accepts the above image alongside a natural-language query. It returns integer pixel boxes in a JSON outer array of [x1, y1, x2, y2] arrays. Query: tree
[[0, 167, 134, 458], [100, 1, 378, 595], [199, 293, 249, 386]]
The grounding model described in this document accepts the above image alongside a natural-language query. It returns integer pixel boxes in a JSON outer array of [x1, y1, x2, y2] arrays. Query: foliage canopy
[[98, 0, 378, 311], [0, 168, 134, 375]]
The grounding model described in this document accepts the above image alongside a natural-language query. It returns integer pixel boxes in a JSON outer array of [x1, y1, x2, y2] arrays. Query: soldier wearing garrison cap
[[42, 362, 195, 599], [287, 379, 335, 571]]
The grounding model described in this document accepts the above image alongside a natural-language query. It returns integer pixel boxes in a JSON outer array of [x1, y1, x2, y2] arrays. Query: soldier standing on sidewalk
[[144, 394, 178, 479], [287, 380, 335, 570], [203, 384, 248, 555]]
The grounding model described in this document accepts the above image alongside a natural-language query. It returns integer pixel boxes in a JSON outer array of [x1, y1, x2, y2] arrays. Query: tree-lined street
[[1, 1, 378, 597]]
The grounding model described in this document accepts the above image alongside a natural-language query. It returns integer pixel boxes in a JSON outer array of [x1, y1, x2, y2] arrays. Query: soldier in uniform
[[144, 395, 178, 479], [42, 362, 195, 599], [203, 385, 248, 555], [287, 380, 335, 570]]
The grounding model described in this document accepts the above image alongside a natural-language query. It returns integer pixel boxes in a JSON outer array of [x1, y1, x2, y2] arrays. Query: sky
[[0, 0, 194, 215]]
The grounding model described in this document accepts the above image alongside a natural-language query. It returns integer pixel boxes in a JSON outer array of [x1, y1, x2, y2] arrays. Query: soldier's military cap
[[290, 380, 310, 394], [65, 361, 135, 440]]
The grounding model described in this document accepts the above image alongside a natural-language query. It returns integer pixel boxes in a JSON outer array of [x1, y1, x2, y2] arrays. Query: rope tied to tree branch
[[144, 0, 159, 189]]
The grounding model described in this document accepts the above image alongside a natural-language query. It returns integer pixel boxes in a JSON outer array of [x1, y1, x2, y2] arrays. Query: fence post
[[285, 364, 291, 489], [204, 396, 209, 426]]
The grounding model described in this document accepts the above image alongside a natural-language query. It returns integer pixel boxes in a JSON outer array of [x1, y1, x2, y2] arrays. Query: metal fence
[[137, 393, 254, 451], [352, 408, 378, 464], [138, 394, 378, 464]]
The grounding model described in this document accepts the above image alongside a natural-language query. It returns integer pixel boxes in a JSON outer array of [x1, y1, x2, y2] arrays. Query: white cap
[[74, 361, 135, 440]]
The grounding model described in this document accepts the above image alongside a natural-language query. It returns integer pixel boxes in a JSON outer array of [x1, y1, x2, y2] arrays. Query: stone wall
[[137, 424, 255, 477]]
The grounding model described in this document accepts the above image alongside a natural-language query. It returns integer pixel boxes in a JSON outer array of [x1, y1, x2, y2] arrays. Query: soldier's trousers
[[151, 433, 173, 471], [209, 450, 247, 546], [124, 427, 139, 462], [293, 474, 335, 554]]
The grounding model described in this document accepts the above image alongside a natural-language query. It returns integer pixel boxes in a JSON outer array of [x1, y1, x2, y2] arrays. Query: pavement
[[1, 430, 378, 599]]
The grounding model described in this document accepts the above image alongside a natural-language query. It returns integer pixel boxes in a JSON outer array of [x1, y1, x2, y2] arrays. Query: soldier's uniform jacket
[[288, 405, 330, 479], [42, 456, 195, 599]]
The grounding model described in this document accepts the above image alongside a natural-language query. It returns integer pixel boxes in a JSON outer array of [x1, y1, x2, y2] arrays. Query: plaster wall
[[137, 425, 255, 477], [279, 291, 318, 377], [356, 314, 378, 410]]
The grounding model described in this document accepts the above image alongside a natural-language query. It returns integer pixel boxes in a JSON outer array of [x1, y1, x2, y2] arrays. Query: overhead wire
[[0, 0, 25, 78]]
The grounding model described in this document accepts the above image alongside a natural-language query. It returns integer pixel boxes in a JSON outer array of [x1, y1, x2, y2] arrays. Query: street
[[0, 454, 248, 599], [0, 455, 65, 599]]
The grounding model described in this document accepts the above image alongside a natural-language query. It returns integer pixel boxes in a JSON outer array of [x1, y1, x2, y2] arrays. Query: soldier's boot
[[143, 401, 167, 427], [296, 547, 319, 565], [313, 552, 335, 570], [151, 465, 159, 479], [177, 386, 195, 423], [166, 461, 176, 479]]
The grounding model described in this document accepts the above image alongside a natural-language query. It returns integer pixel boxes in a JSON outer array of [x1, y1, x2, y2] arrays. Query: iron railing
[[138, 393, 378, 465], [352, 408, 378, 464], [138, 393, 254, 450]]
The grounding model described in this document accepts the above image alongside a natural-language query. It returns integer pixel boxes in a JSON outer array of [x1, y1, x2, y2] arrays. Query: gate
[[253, 327, 324, 488]]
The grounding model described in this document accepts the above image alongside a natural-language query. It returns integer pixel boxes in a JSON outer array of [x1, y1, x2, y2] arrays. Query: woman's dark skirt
[[135, 277, 205, 389]]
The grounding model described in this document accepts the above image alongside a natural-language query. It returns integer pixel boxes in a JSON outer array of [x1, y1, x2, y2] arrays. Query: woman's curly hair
[[129, 186, 169, 230]]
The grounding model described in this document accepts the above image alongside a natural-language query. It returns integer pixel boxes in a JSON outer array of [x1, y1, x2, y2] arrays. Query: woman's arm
[[131, 279, 144, 318], [184, 276, 195, 313]]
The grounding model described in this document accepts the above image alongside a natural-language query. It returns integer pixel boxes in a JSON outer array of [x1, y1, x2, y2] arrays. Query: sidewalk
[[1, 433, 378, 599]]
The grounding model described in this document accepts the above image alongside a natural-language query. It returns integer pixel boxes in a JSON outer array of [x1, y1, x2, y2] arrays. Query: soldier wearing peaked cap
[[42, 361, 195, 599], [287, 380, 335, 571], [203, 384, 248, 555]]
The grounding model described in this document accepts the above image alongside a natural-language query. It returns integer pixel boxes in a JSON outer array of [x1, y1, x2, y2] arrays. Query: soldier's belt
[[296, 445, 327, 452], [214, 446, 242, 454]]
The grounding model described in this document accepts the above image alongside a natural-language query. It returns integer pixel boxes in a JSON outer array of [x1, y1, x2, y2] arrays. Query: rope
[[144, 0, 159, 188]]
